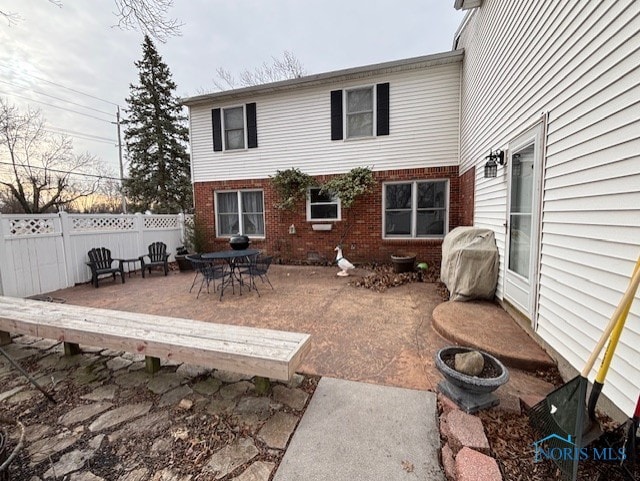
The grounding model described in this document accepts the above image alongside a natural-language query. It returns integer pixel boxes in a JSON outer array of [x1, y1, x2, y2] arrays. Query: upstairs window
[[212, 103, 258, 151], [223, 106, 245, 150], [383, 180, 448, 238], [346, 87, 373, 138], [331, 83, 389, 141], [307, 188, 341, 221]]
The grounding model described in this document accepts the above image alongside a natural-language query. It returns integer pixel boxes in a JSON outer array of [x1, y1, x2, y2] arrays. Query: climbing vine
[[320, 167, 376, 208], [270, 168, 315, 211]]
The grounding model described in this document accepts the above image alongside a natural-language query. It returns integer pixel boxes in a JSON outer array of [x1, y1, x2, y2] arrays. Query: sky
[[0, 0, 465, 179]]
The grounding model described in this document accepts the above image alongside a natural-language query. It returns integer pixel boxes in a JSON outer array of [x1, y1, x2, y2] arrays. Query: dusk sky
[[1, 1, 465, 178]]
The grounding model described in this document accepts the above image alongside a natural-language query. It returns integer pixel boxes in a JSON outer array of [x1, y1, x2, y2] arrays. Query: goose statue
[[334, 245, 355, 277]]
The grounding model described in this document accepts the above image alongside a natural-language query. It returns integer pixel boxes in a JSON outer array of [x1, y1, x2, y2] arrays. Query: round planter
[[175, 254, 194, 271], [435, 346, 509, 394], [391, 253, 416, 273], [229, 234, 250, 250]]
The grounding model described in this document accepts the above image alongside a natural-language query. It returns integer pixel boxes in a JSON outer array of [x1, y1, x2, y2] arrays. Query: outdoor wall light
[[483, 149, 505, 178]]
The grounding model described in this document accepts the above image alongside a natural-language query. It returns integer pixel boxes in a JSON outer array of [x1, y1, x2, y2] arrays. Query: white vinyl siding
[[189, 62, 461, 181], [457, 0, 640, 415]]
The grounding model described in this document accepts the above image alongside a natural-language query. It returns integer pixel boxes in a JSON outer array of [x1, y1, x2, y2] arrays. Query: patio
[[47, 264, 555, 399]]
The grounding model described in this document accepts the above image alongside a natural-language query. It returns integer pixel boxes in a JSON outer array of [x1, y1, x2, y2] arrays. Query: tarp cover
[[441, 226, 499, 302]]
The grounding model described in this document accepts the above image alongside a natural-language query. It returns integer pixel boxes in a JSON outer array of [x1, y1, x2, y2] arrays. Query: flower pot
[[391, 253, 416, 273], [175, 254, 194, 271]]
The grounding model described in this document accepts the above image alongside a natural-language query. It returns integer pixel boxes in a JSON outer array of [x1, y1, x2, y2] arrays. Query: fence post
[[59, 212, 75, 288], [178, 213, 185, 246], [135, 213, 145, 254]]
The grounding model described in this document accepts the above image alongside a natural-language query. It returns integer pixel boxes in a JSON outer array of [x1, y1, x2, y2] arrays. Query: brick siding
[[459, 166, 475, 226], [193, 166, 465, 267]]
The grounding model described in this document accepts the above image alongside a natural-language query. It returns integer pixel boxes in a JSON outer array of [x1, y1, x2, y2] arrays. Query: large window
[[346, 87, 374, 138], [216, 190, 265, 237], [384, 180, 448, 238], [223, 106, 245, 150], [307, 188, 341, 221]]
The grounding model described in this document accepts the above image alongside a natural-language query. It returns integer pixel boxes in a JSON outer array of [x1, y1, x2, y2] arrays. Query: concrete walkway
[[274, 377, 444, 481]]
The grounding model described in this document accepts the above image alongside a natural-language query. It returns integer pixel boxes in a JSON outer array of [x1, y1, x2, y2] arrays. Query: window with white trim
[[346, 87, 374, 138], [215, 190, 265, 237], [383, 180, 448, 238], [223, 106, 245, 150], [307, 188, 341, 221]]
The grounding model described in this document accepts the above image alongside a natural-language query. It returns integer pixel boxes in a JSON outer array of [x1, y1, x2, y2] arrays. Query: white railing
[[0, 212, 191, 298]]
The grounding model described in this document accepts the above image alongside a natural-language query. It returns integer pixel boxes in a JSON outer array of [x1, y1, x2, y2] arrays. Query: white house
[[454, 0, 640, 418], [182, 0, 639, 418]]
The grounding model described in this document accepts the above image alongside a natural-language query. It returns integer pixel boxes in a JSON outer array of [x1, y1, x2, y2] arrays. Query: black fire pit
[[435, 346, 509, 413]]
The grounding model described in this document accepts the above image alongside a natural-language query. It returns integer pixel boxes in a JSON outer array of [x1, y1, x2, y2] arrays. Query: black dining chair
[[189, 256, 229, 299]]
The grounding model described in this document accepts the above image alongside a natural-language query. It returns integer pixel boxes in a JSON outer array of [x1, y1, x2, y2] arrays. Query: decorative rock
[[69, 472, 105, 481], [114, 371, 149, 388], [118, 468, 149, 481], [6, 389, 35, 404], [272, 385, 308, 410], [441, 443, 456, 481], [206, 398, 237, 415], [158, 385, 193, 407], [287, 373, 305, 389], [205, 437, 259, 479], [108, 411, 170, 443], [455, 447, 502, 481], [214, 370, 252, 384], [89, 402, 152, 432], [107, 357, 133, 371], [178, 399, 193, 410], [219, 381, 254, 400], [236, 396, 272, 417], [442, 410, 489, 455], [0, 386, 25, 402], [193, 378, 222, 396], [176, 363, 210, 378], [58, 402, 113, 426], [22, 423, 52, 443], [88, 434, 105, 450], [147, 373, 183, 394], [81, 385, 117, 401], [28, 433, 81, 465], [43, 449, 95, 478], [120, 352, 145, 363], [257, 412, 299, 450], [233, 461, 275, 481], [150, 468, 192, 480], [454, 351, 484, 376], [151, 438, 173, 454]]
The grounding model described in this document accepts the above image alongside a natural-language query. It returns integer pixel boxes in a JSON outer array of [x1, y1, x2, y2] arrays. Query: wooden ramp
[[0, 296, 310, 381]]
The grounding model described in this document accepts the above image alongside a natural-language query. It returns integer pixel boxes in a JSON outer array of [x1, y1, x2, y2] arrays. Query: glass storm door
[[504, 125, 543, 322]]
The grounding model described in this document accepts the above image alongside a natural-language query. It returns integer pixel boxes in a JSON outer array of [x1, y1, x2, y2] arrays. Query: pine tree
[[123, 35, 192, 213]]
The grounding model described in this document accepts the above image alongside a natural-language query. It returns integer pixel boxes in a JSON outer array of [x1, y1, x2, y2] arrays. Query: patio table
[[202, 249, 260, 297]]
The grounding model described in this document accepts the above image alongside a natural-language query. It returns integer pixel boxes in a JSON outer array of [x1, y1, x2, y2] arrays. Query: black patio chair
[[86, 247, 125, 288], [189, 256, 229, 299], [237, 254, 273, 296], [139, 241, 170, 278]]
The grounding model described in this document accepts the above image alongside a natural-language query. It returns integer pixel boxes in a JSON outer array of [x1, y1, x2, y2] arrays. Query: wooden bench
[[0, 296, 311, 381]]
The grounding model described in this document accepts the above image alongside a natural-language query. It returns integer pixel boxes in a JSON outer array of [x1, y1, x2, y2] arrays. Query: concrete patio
[[46, 264, 555, 401]]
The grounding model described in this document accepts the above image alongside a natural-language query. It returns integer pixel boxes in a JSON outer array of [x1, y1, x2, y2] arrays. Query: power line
[[0, 90, 114, 124], [0, 79, 114, 116], [0, 64, 120, 107], [44, 127, 117, 145], [0, 161, 125, 181]]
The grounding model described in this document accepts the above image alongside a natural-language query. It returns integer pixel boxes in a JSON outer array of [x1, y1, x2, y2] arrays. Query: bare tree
[[0, 98, 113, 213], [113, 0, 183, 43], [212, 51, 306, 91], [1, 0, 181, 42]]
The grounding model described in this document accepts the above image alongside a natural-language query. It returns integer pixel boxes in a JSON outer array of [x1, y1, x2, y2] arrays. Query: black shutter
[[246, 102, 258, 149], [330, 90, 343, 140], [212, 108, 222, 151], [376, 83, 390, 136]]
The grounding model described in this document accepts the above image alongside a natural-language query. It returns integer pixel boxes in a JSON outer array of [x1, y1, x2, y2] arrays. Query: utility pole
[[115, 106, 127, 213]]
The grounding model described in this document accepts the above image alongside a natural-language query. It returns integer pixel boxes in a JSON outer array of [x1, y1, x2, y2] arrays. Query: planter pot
[[391, 253, 416, 273], [175, 254, 194, 271], [435, 346, 509, 413], [229, 235, 250, 250]]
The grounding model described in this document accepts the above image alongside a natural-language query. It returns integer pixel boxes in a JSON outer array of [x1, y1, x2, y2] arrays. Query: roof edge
[[181, 50, 464, 106]]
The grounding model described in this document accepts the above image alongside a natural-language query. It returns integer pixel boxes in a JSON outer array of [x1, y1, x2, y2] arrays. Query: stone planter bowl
[[435, 346, 509, 394]]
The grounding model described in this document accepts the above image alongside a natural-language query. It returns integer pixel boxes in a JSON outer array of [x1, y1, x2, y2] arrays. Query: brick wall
[[193, 166, 462, 267], [459, 166, 475, 226]]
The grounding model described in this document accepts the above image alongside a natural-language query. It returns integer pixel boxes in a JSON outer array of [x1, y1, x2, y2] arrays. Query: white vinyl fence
[[0, 213, 191, 298]]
